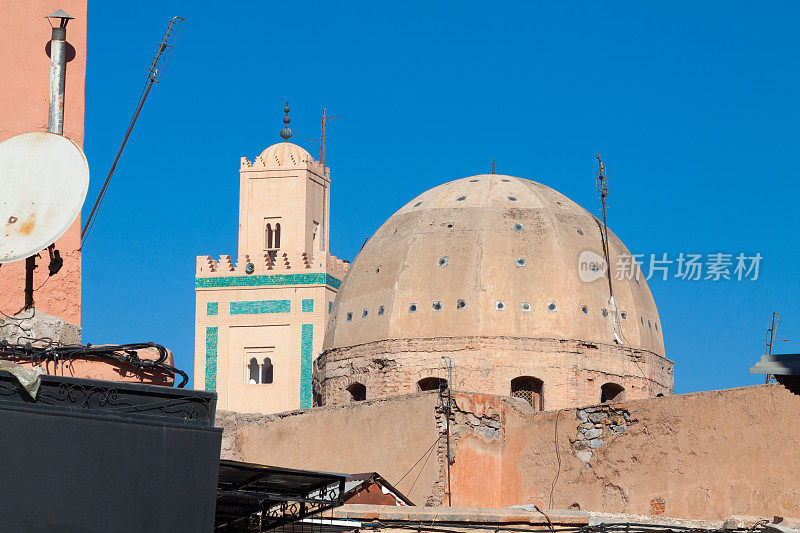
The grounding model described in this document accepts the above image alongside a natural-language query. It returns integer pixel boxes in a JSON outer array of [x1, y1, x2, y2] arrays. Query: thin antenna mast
[[597, 153, 614, 299], [441, 356, 453, 507], [80, 16, 185, 246], [596, 153, 624, 345], [319, 108, 342, 252], [319, 107, 343, 168], [766, 312, 780, 356], [765, 312, 780, 384]]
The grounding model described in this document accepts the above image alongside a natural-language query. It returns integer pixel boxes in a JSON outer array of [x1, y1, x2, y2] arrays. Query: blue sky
[[83, 1, 799, 392]]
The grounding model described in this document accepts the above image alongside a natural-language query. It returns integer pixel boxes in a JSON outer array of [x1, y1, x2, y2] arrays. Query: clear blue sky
[[82, 1, 799, 393]]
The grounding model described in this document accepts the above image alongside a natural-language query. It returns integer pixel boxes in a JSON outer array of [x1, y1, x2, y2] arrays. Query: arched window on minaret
[[265, 223, 273, 250], [248, 358, 260, 384], [274, 223, 281, 249], [262, 357, 274, 384]]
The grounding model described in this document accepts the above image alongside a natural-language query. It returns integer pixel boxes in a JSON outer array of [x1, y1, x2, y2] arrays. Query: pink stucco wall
[[220, 384, 800, 520], [0, 0, 86, 325]]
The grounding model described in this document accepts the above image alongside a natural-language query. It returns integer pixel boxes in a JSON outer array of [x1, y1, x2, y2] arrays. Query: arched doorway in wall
[[417, 377, 447, 393], [510, 376, 544, 410], [347, 382, 366, 402], [600, 382, 626, 403]]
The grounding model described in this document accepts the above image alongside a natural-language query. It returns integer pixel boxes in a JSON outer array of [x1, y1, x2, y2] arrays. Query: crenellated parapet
[[196, 251, 349, 280], [240, 143, 328, 177]]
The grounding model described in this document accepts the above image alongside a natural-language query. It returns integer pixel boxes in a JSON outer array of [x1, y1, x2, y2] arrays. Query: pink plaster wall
[[0, 0, 86, 325], [451, 385, 800, 519], [221, 384, 800, 520]]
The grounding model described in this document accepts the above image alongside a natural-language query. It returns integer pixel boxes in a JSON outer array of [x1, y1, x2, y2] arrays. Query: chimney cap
[[46, 9, 74, 20], [46, 9, 74, 28]]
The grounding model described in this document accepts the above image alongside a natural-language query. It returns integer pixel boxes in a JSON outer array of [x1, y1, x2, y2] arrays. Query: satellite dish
[[0, 132, 89, 263]]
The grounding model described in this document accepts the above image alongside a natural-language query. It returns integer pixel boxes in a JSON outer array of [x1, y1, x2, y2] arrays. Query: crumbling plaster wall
[[453, 384, 800, 520], [219, 384, 800, 521], [217, 392, 444, 506]]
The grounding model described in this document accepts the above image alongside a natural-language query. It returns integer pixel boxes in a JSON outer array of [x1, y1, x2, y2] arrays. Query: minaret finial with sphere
[[280, 101, 292, 141]]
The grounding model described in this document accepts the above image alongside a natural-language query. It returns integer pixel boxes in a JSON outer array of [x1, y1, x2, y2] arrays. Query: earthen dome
[[316, 174, 674, 409], [256, 142, 312, 168]]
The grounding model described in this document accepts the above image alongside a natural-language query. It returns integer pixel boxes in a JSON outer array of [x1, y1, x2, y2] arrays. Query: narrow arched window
[[347, 382, 366, 402], [248, 357, 259, 384], [601, 382, 626, 403], [274, 223, 281, 249], [265, 223, 273, 249], [511, 376, 544, 410], [417, 377, 447, 393], [261, 357, 273, 384]]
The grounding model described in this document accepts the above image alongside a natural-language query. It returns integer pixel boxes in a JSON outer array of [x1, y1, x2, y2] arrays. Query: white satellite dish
[[0, 132, 89, 263]]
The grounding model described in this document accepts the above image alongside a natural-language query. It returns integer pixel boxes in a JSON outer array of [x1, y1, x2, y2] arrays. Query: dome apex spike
[[280, 100, 292, 141]]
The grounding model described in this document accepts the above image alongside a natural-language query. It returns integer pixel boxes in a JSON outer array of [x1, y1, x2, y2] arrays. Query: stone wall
[[315, 336, 673, 410], [220, 383, 800, 520]]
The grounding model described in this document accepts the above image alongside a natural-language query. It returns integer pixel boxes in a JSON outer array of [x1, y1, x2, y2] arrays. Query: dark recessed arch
[[601, 382, 626, 403], [511, 376, 544, 410], [417, 377, 447, 393], [347, 382, 366, 402]]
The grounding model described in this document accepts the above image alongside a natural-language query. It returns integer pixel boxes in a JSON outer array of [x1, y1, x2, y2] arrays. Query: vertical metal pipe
[[26, 17, 69, 310], [48, 25, 67, 135]]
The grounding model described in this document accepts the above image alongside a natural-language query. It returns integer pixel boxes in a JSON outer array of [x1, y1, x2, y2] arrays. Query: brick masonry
[[315, 336, 673, 410]]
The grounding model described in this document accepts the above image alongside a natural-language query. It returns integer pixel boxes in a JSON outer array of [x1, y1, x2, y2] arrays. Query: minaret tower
[[194, 103, 348, 414], [237, 102, 330, 257]]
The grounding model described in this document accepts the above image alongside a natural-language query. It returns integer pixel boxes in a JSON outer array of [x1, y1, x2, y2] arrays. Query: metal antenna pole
[[767, 312, 779, 355], [23, 10, 75, 311], [319, 108, 342, 252], [597, 153, 614, 300], [80, 16, 184, 246], [765, 312, 780, 384], [319, 108, 343, 169], [441, 355, 453, 507], [596, 153, 626, 346]]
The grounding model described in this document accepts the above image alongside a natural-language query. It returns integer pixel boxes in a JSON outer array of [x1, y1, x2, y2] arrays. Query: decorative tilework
[[300, 324, 313, 409], [302, 299, 314, 312], [206, 302, 218, 315], [205, 327, 218, 391], [196, 273, 341, 290], [328, 301, 333, 314], [230, 300, 291, 315]]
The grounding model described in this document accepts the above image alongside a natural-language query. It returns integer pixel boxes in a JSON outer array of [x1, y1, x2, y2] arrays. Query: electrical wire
[[0, 306, 36, 339], [532, 506, 555, 533], [407, 436, 438, 495], [80, 16, 184, 247], [0, 340, 188, 387], [395, 435, 443, 486], [0, 306, 34, 322], [548, 410, 562, 509]]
